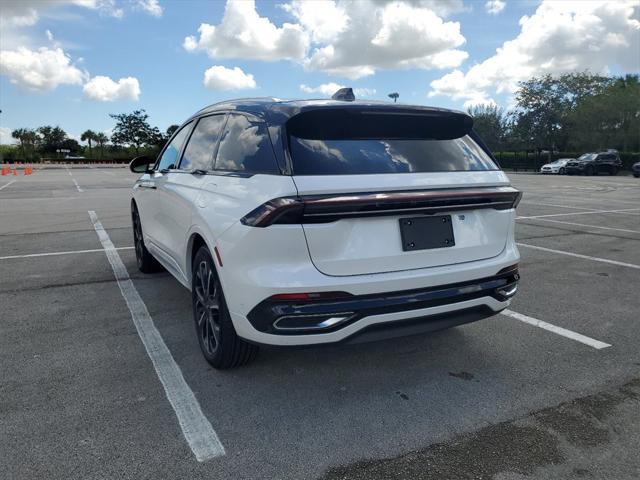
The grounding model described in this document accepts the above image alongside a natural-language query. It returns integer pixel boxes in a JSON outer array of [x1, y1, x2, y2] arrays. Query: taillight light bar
[[241, 187, 522, 227]]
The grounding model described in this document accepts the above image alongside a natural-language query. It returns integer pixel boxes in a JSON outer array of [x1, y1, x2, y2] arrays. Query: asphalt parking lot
[[1, 167, 639, 480]]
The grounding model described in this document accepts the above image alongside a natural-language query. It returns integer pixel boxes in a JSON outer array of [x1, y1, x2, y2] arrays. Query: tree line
[[5, 110, 179, 162], [469, 72, 639, 154], [3, 72, 639, 163]]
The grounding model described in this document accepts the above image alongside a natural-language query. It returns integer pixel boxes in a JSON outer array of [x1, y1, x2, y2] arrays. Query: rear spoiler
[[286, 107, 473, 141], [241, 186, 522, 227]]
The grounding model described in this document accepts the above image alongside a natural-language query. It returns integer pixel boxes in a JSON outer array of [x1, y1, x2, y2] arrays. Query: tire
[[131, 203, 163, 273], [634, 173, 640, 178], [585, 166, 594, 176], [192, 246, 258, 369], [610, 167, 618, 176], [559, 167, 565, 175]]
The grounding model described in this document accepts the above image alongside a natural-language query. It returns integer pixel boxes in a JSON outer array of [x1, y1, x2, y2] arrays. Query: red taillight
[[268, 291, 352, 302], [513, 190, 523, 208], [240, 197, 303, 227]]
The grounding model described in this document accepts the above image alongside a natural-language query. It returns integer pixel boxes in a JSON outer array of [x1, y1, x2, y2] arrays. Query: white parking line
[[519, 201, 596, 211], [66, 167, 84, 192], [502, 309, 611, 349], [71, 178, 83, 193], [88, 210, 225, 462], [517, 242, 640, 270], [0, 246, 134, 260], [518, 218, 640, 234], [0, 180, 16, 191], [517, 208, 640, 220]]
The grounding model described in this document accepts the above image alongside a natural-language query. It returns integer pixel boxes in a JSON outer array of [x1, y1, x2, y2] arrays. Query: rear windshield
[[289, 136, 498, 175]]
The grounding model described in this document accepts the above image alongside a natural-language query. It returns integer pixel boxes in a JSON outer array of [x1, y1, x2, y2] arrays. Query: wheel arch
[[186, 231, 216, 284]]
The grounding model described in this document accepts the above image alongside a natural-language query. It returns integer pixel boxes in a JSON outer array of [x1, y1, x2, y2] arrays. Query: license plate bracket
[[399, 215, 455, 251]]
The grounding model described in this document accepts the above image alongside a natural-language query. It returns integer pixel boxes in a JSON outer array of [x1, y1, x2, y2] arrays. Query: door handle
[[138, 182, 157, 190]]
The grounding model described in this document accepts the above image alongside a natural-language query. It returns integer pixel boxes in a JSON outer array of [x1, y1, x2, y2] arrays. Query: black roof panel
[[190, 97, 468, 127]]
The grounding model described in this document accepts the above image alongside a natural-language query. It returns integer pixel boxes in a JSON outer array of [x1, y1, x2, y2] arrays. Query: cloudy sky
[[1, 0, 639, 143]]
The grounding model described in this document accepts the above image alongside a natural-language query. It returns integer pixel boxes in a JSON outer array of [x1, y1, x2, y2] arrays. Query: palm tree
[[94, 132, 108, 159], [388, 92, 399, 103], [81, 129, 97, 158], [12, 128, 27, 159]]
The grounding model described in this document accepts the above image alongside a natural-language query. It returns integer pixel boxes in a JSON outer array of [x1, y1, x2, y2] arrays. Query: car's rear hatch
[[259, 106, 519, 277]]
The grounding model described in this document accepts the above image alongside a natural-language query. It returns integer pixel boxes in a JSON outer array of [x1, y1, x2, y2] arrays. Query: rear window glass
[[289, 136, 498, 175]]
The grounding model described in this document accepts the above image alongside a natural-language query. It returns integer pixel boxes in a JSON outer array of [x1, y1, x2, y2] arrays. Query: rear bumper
[[233, 267, 518, 346]]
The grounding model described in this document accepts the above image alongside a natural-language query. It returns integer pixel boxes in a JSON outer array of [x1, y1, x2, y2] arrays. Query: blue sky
[[1, 0, 638, 143]]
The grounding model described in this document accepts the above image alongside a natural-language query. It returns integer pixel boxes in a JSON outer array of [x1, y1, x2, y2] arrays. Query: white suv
[[130, 97, 521, 369]]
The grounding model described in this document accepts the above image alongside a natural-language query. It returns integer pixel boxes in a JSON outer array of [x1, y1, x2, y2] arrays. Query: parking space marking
[[88, 210, 225, 462], [0, 246, 134, 260], [517, 208, 640, 220], [518, 218, 640, 235], [0, 180, 17, 191], [71, 178, 83, 193], [517, 242, 640, 270], [519, 201, 597, 211], [66, 167, 84, 192], [502, 309, 611, 350]]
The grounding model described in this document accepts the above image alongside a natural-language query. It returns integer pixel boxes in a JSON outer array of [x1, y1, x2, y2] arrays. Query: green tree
[[11, 128, 28, 159], [80, 129, 97, 158], [567, 74, 640, 151], [37, 126, 67, 154], [109, 109, 161, 155], [95, 132, 109, 158], [11, 128, 39, 160], [166, 124, 179, 138], [512, 72, 611, 151], [467, 104, 508, 151]]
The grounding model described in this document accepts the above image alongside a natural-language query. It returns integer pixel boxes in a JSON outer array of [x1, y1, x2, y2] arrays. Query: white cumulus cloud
[[0, 46, 87, 92], [300, 83, 376, 98], [203, 66, 257, 90], [429, 0, 640, 105], [185, 0, 468, 79], [184, 0, 308, 61], [135, 0, 163, 17], [83, 75, 141, 101], [296, 0, 468, 79], [0, 127, 18, 145], [485, 0, 506, 15]]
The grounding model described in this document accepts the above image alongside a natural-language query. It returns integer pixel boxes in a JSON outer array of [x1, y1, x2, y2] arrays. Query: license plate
[[399, 215, 455, 251]]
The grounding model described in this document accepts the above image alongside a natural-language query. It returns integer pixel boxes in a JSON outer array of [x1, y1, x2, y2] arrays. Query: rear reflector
[[268, 291, 352, 302], [241, 186, 522, 227]]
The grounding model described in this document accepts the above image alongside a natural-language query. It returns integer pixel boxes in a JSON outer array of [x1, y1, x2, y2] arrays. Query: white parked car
[[129, 96, 521, 368], [540, 158, 571, 174]]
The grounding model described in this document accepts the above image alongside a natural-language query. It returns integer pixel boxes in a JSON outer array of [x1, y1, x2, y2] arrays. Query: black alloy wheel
[[192, 246, 258, 369], [131, 203, 162, 273]]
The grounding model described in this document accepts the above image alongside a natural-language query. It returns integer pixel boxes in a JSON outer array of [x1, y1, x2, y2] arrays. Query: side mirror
[[129, 155, 153, 174]]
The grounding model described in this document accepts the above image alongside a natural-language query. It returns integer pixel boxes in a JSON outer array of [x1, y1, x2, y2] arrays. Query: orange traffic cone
[[1, 165, 9, 175]]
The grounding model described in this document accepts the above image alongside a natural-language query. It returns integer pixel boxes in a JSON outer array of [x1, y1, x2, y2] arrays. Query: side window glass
[[156, 122, 192, 171], [215, 114, 279, 174], [180, 115, 226, 171]]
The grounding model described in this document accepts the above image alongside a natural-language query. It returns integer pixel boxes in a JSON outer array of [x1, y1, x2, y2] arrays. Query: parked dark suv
[[566, 151, 622, 176]]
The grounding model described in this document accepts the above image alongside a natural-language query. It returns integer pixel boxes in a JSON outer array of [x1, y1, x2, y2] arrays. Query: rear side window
[[289, 136, 498, 175], [214, 114, 279, 174], [286, 109, 497, 175], [156, 121, 193, 171], [180, 115, 226, 171]]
